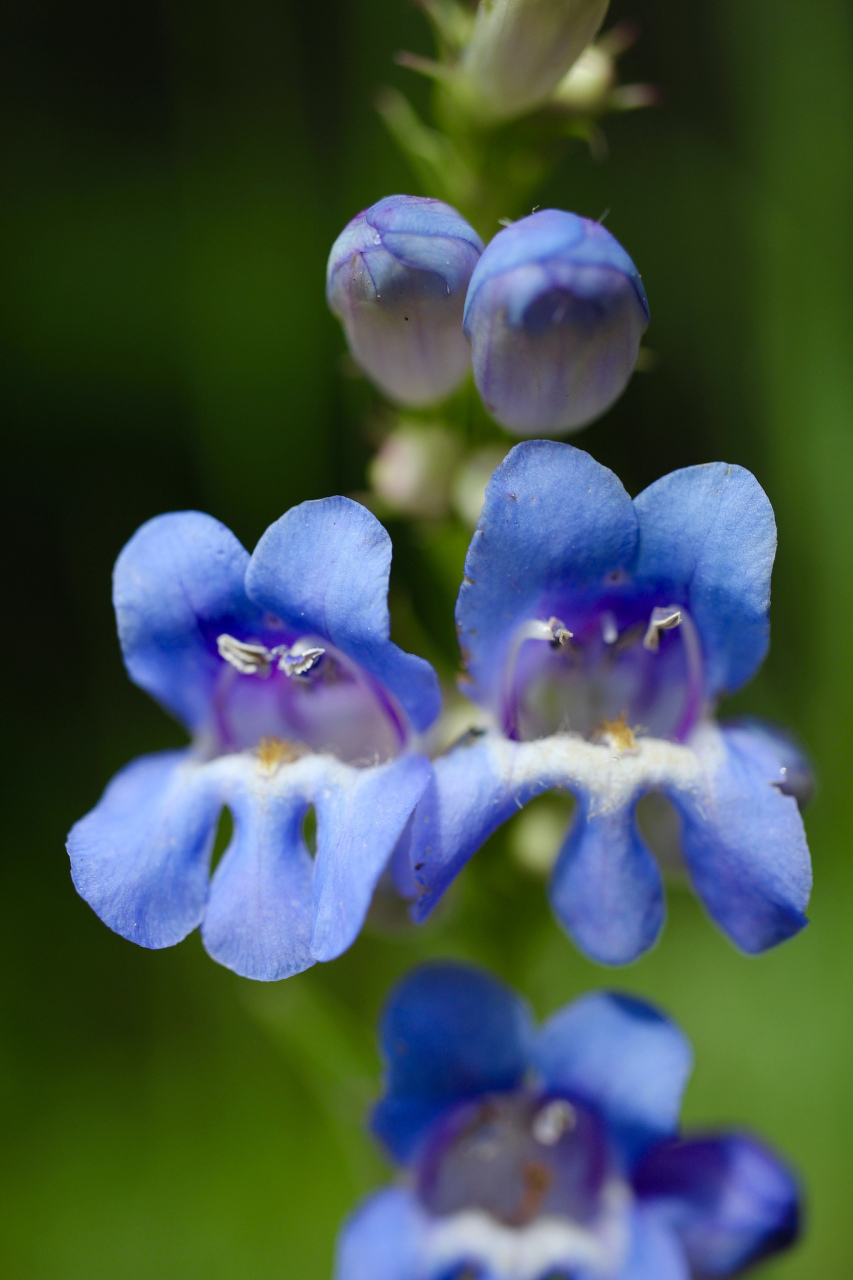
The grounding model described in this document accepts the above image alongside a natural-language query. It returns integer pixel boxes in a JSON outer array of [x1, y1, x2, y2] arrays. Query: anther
[[217, 634, 326, 679], [643, 606, 683, 652], [272, 645, 326, 678], [217, 634, 272, 677], [532, 1099, 577, 1146], [547, 616, 574, 648]]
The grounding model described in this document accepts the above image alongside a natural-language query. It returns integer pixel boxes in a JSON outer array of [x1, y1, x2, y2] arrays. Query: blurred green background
[[2, 0, 852, 1275]]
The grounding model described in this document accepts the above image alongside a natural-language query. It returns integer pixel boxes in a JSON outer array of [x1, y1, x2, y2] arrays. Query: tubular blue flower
[[335, 963, 800, 1280], [327, 195, 484, 408], [463, 210, 649, 436], [66, 498, 440, 981], [408, 441, 812, 964]]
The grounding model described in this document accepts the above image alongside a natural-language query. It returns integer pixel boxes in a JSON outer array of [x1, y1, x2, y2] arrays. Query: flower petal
[[550, 799, 665, 965], [633, 1134, 800, 1277], [67, 750, 222, 949], [114, 511, 261, 733], [721, 716, 814, 810], [533, 993, 693, 1170], [668, 723, 811, 953], [310, 754, 432, 962], [616, 1208, 689, 1280], [200, 755, 321, 981], [200, 750, 432, 980], [334, 1187, 427, 1280], [631, 464, 776, 698], [410, 734, 542, 921], [456, 441, 638, 713], [372, 962, 534, 1163], [246, 496, 440, 732], [410, 731, 699, 928]]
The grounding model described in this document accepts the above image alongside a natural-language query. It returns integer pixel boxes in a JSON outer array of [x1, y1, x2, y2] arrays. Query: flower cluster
[[65, 5, 814, 1266], [336, 964, 800, 1280], [327, 196, 648, 435], [68, 440, 812, 977]]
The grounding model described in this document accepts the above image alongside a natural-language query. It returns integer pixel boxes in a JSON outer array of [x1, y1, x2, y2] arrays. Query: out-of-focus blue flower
[[461, 0, 612, 121], [463, 210, 649, 435], [335, 963, 800, 1280], [67, 499, 440, 981], [327, 195, 483, 407], [408, 441, 813, 964]]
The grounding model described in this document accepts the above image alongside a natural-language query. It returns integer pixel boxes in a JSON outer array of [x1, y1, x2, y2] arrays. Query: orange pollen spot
[[256, 736, 305, 770], [509, 1160, 553, 1227], [596, 712, 639, 752]]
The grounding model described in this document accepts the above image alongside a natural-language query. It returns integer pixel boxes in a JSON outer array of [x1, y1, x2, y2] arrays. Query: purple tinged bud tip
[[463, 208, 649, 436], [327, 194, 484, 407]]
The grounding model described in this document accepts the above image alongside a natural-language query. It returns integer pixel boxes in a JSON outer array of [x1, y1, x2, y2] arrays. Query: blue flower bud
[[463, 208, 649, 435], [327, 195, 484, 407]]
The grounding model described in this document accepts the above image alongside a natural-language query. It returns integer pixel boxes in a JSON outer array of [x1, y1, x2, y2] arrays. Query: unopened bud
[[461, 0, 610, 121], [463, 209, 649, 435], [552, 22, 647, 115], [368, 422, 461, 519], [326, 194, 483, 407], [552, 42, 615, 113], [451, 445, 509, 526]]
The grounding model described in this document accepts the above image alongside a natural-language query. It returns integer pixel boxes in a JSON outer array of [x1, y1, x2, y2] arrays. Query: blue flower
[[409, 441, 812, 964], [335, 963, 800, 1280], [463, 210, 649, 435], [67, 498, 440, 981], [327, 195, 484, 407]]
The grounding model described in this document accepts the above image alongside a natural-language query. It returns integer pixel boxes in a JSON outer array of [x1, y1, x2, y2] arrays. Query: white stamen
[[510, 617, 574, 651], [275, 645, 326, 677], [643, 606, 683, 652], [503, 616, 577, 737], [217, 634, 272, 677], [601, 611, 618, 645], [532, 1099, 576, 1146], [217, 634, 326, 679], [515, 618, 560, 644], [547, 616, 574, 647]]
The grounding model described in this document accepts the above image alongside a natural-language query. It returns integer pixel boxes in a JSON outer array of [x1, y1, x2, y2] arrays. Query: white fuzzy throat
[[424, 1179, 631, 1280]]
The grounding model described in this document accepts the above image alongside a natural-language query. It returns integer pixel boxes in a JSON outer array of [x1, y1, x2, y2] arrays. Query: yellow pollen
[[596, 712, 639, 752], [256, 736, 305, 770]]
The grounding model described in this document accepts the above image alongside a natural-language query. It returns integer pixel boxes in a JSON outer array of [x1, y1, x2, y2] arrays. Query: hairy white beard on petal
[[424, 1179, 631, 1280]]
